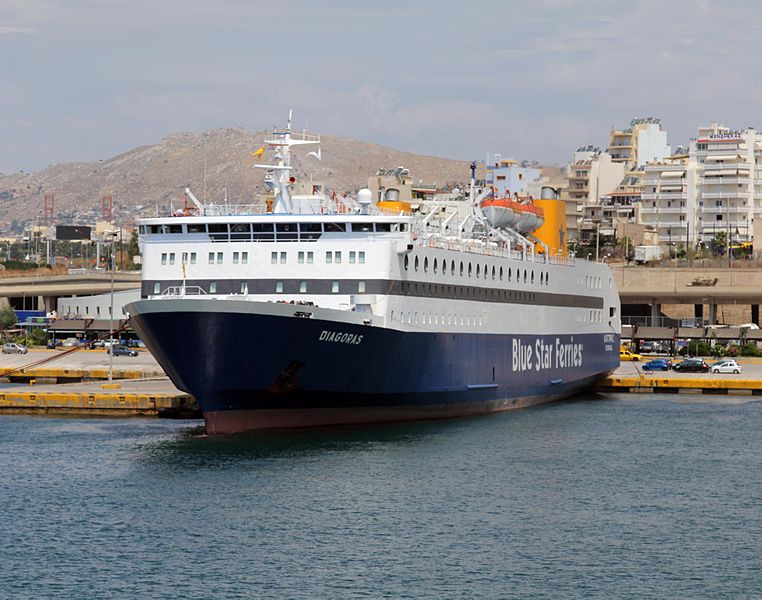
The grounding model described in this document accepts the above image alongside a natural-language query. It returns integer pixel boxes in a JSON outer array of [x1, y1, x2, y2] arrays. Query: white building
[[640, 123, 762, 249], [608, 117, 671, 168], [57, 288, 140, 320]]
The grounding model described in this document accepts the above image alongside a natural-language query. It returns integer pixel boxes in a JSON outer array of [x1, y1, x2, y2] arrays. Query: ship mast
[[255, 110, 320, 214]]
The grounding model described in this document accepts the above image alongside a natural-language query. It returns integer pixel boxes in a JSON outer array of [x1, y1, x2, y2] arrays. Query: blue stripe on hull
[[130, 307, 619, 432]]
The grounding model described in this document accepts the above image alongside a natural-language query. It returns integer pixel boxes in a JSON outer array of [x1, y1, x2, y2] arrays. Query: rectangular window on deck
[[358, 281, 366, 293], [349, 251, 356, 264], [331, 281, 339, 293], [190, 252, 197, 265], [276, 281, 283, 293], [335, 252, 342, 264], [161, 253, 167, 265], [307, 252, 314, 264], [241, 252, 248, 264], [359, 251, 366, 264], [299, 281, 307, 293], [169, 253, 176, 265], [233, 252, 239, 264], [279, 251, 287, 264], [298, 252, 305, 264], [216, 252, 223, 264], [153, 282, 160, 294], [208, 252, 215, 265], [210, 282, 217, 293], [271, 252, 278, 264], [324, 223, 346, 232], [326, 252, 333, 264], [187, 223, 206, 234]]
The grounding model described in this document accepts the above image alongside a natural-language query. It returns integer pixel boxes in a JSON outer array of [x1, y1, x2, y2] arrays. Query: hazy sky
[[1, 0, 760, 173]]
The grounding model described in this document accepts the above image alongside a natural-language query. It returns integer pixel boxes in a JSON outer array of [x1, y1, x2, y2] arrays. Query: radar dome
[[357, 188, 373, 207]]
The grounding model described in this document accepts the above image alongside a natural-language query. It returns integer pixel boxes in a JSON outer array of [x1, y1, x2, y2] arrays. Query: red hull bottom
[[203, 395, 566, 434]]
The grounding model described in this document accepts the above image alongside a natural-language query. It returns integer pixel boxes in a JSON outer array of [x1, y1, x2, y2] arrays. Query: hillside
[[0, 129, 474, 234]]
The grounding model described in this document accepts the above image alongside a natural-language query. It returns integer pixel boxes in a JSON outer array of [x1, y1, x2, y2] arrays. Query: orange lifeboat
[[480, 196, 544, 234]]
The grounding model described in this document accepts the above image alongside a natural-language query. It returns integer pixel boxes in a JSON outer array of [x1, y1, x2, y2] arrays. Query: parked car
[[640, 341, 662, 354], [642, 358, 672, 371], [620, 349, 643, 362], [2, 342, 28, 354], [710, 360, 742, 374], [61, 337, 83, 347], [109, 345, 138, 357], [673, 358, 709, 373]]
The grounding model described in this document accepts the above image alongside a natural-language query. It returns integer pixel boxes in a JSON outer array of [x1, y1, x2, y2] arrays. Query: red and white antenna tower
[[101, 194, 113, 223], [43, 192, 55, 226]]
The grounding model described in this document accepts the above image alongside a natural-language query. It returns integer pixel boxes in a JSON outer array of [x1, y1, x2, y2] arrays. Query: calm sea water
[[1, 394, 761, 599]]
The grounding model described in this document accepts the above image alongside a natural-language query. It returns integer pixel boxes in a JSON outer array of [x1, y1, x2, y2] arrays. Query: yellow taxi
[[619, 349, 643, 362]]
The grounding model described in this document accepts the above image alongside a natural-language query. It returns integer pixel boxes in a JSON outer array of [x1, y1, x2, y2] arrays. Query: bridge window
[[163, 224, 182, 234], [252, 223, 275, 241], [231, 223, 251, 241], [324, 223, 347, 232], [352, 223, 373, 232], [208, 224, 228, 241], [375, 223, 392, 232], [299, 223, 322, 240], [187, 223, 206, 234], [149, 225, 162, 234], [276, 223, 298, 240]]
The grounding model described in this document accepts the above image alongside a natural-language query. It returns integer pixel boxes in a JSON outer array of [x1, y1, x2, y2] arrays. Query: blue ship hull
[[128, 302, 619, 433]]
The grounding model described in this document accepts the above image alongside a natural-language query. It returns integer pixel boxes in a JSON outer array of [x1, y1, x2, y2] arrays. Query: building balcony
[[640, 192, 685, 200], [701, 191, 750, 199], [639, 206, 685, 214], [700, 177, 749, 185], [698, 206, 747, 214]]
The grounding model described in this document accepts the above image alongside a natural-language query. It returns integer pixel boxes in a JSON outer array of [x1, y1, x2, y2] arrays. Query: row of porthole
[[404, 254, 550, 286], [577, 310, 604, 323], [391, 310, 484, 327], [401, 281, 535, 303]]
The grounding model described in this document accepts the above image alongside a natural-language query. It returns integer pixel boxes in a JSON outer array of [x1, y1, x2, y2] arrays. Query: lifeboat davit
[[480, 197, 545, 234]]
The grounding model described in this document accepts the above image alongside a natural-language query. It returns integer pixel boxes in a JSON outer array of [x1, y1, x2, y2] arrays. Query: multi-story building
[[608, 117, 671, 169], [484, 154, 539, 197], [640, 123, 762, 250]]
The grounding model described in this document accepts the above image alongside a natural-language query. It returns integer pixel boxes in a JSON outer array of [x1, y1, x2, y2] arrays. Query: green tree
[[710, 231, 727, 257], [0, 305, 17, 330], [126, 230, 140, 270]]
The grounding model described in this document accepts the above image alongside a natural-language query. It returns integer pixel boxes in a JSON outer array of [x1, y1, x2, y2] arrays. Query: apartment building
[[640, 123, 762, 249], [608, 117, 671, 169]]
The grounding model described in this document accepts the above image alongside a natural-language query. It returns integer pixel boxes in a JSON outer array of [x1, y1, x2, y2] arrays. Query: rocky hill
[[0, 129, 474, 234]]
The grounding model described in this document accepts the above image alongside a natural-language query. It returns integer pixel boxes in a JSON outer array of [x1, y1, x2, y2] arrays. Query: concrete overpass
[[614, 265, 762, 326], [0, 271, 141, 312]]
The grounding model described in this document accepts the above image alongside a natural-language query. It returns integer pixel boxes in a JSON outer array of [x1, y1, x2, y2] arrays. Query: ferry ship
[[126, 114, 620, 433]]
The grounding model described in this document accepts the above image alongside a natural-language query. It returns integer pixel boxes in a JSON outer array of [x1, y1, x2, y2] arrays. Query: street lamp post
[[108, 232, 116, 384]]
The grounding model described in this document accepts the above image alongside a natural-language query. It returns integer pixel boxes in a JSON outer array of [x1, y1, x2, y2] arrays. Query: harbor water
[[1, 394, 760, 598]]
